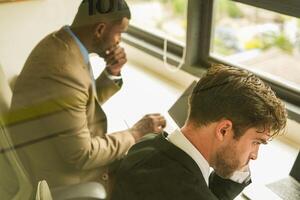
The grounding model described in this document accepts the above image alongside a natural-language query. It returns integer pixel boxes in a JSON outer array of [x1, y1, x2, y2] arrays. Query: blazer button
[[102, 173, 109, 181]]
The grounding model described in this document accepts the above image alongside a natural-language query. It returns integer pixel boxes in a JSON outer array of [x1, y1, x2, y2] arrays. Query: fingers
[[105, 46, 126, 66], [105, 46, 124, 61], [106, 54, 126, 66], [146, 113, 167, 133], [152, 116, 166, 130], [104, 46, 127, 75], [109, 57, 127, 69], [105, 45, 119, 55], [130, 113, 167, 142]]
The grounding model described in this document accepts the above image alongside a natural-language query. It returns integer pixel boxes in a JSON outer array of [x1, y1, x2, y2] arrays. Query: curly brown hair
[[188, 64, 287, 139]]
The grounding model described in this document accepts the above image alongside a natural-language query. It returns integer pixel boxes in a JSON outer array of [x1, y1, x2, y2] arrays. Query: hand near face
[[104, 45, 127, 76], [130, 113, 167, 142]]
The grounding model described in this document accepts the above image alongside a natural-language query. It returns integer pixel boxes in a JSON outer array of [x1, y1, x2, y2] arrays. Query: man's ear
[[94, 23, 106, 38], [215, 119, 233, 141]]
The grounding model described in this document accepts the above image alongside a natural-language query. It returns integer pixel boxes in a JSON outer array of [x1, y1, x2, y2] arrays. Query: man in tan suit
[[6, 0, 166, 193]]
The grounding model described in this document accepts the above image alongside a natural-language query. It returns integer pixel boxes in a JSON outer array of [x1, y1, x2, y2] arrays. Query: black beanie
[[73, 0, 131, 26]]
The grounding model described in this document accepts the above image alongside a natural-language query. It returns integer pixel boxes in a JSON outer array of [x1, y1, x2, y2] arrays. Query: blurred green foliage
[[218, 0, 244, 19], [214, 38, 237, 55], [159, 0, 186, 16], [245, 32, 293, 54], [172, 0, 186, 15], [274, 34, 293, 53]]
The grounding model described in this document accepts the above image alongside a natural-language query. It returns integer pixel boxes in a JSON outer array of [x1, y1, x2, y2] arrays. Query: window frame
[[123, 0, 300, 122]]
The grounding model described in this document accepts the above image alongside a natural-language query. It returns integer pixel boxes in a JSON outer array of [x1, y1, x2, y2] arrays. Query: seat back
[[0, 64, 12, 117], [0, 64, 33, 200], [0, 120, 33, 200], [0, 64, 105, 200]]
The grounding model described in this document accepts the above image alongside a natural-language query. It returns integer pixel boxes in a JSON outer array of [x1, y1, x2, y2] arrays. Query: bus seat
[[1, 122, 107, 200], [0, 64, 12, 117], [0, 122, 34, 200]]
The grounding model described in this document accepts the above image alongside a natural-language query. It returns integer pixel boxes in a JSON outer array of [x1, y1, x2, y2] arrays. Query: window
[[125, 0, 188, 60], [124, 0, 300, 122], [128, 0, 187, 44], [206, 0, 300, 120], [211, 0, 300, 91]]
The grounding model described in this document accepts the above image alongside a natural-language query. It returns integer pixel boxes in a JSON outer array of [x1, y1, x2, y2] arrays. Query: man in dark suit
[[111, 65, 287, 200]]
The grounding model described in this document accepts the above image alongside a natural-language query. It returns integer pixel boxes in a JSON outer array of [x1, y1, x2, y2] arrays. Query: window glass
[[211, 0, 300, 89], [127, 0, 187, 44]]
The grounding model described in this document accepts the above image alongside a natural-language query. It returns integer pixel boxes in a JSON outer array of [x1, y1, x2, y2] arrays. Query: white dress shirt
[[167, 129, 251, 186], [168, 129, 211, 185]]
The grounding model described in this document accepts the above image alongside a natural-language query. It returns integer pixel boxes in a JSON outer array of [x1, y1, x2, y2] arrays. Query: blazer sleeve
[[95, 70, 121, 105], [209, 171, 251, 200], [39, 76, 135, 170]]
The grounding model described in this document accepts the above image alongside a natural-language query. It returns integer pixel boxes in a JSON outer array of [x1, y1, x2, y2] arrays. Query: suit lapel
[[52, 28, 101, 104], [153, 134, 220, 199], [52, 27, 107, 133], [153, 133, 207, 184]]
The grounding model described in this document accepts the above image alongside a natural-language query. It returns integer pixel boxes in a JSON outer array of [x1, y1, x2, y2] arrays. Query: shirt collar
[[63, 26, 89, 64], [167, 129, 210, 186]]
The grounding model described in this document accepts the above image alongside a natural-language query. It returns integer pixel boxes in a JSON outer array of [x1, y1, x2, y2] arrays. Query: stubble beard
[[214, 143, 241, 179]]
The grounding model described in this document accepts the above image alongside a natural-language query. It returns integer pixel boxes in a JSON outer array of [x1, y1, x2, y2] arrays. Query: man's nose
[[250, 152, 257, 160], [250, 147, 259, 160], [116, 37, 121, 45]]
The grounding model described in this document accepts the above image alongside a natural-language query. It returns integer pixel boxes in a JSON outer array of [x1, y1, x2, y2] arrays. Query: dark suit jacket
[[111, 133, 249, 200], [7, 27, 135, 189]]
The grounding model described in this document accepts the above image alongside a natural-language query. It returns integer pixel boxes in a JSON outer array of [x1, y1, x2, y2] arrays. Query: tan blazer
[[7, 28, 135, 189]]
